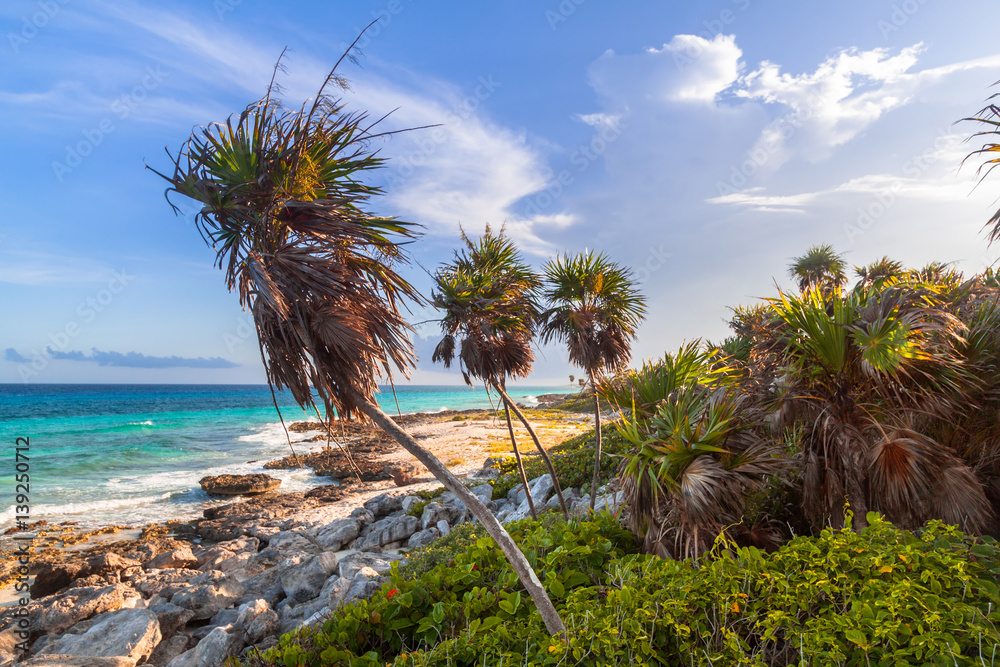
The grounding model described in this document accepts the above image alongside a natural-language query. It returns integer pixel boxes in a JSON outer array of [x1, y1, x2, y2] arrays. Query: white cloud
[[589, 34, 743, 107]]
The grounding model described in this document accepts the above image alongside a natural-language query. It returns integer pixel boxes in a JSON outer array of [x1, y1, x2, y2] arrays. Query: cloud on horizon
[[4, 349, 28, 363], [39, 348, 239, 369]]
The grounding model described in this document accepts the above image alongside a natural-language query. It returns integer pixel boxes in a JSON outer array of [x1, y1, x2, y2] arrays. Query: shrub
[[240, 513, 1000, 666], [490, 428, 632, 499]]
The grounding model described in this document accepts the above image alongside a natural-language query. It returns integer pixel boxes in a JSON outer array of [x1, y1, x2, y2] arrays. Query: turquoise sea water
[[0, 384, 571, 531]]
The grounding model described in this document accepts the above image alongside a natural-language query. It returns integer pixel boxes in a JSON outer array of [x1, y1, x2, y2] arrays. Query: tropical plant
[[752, 283, 991, 532], [854, 256, 904, 289], [788, 243, 848, 295], [431, 226, 568, 518], [151, 53, 565, 634], [961, 96, 1000, 243], [598, 340, 729, 423], [540, 251, 646, 510], [617, 383, 783, 559]]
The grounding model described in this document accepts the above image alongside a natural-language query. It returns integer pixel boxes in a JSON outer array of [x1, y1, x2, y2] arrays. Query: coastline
[[0, 397, 588, 602], [0, 398, 594, 664]]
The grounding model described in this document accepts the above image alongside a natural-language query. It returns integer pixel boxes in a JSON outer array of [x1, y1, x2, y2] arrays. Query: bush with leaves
[[239, 513, 1000, 666]]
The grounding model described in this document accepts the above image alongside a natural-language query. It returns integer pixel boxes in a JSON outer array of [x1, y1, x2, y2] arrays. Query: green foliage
[[598, 340, 732, 423], [397, 522, 488, 579], [489, 428, 632, 499], [242, 514, 1000, 666]]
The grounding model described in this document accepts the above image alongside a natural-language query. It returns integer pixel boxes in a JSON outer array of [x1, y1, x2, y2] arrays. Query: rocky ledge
[[199, 475, 282, 497], [0, 463, 622, 667]]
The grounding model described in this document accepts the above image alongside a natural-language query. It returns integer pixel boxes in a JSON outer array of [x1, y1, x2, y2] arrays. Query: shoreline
[[0, 399, 589, 605]]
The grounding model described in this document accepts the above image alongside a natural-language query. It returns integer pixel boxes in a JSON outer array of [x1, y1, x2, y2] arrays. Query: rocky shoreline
[[0, 405, 607, 666]]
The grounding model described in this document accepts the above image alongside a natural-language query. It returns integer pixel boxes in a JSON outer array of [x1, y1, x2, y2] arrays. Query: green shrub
[[240, 513, 1000, 666], [490, 427, 632, 499], [397, 521, 487, 579]]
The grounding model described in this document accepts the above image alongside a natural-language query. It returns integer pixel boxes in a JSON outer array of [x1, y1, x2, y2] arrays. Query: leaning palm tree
[[540, 251, 646, 509], [150, 53, 565, 635], [788, 244, 847, 295], [753, 283, 990, 532], [431, 226, 568, 518]]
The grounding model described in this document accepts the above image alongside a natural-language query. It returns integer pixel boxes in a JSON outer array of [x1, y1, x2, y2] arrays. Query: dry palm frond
[[150, 51, 424, 421]]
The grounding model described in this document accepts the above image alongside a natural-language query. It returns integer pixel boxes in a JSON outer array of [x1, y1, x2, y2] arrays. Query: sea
[[0, 384, 571, 532]]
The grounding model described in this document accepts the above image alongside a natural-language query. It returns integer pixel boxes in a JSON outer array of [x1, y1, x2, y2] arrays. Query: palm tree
[[617, 384, 783, 558], [540, 251, 646, 510], [431, 226, 568, 519], [788, 244, 847, 295], [753, 283, 990, 532], [854, 256, 904, 289], [150, 54, 566, 635], [961, 99, 1000, 243]]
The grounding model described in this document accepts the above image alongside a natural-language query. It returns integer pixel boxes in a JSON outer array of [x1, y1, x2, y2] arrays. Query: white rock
[[39, 608, 161, 664], [165, 624, 242, 667]]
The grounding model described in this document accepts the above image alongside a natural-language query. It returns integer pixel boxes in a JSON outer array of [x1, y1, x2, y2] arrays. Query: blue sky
[[3, 0, 1000, 385]]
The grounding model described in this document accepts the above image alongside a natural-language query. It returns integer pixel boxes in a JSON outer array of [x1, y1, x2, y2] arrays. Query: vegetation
[[431, 226, 569, 519], [154, 52, 565, 635], [540, 252, 646, 510], [245, 513, 1000, 666]]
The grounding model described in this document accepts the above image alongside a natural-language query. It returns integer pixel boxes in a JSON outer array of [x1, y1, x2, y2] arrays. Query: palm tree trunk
[[503, 401, 537, 520], [492, 383, 570, 519], [588, 371, 603, 511], [350, 389, 566, 636], [841, 435, 869, 531]]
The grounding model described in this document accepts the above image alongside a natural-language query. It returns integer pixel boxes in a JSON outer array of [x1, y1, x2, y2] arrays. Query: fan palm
[[540, 251, 646, 510], [961, 98, 1000, 243], [150, 54, 565, 635], [754, 283, 990, 532], [617, 384, 783, 559], [854, 256, 904, 289], [599, 340, 729, 423], [788, 244, 847, 295], [431, 226, 568, 518]]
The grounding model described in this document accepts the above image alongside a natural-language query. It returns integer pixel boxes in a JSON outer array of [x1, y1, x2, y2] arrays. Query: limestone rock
[[145, 546, 199, 571], [145, 634, 190, 667], [236, 599, 279, 645], [38, 608, 161, 664], [337, 552, 405, 581], [363, 493, 404, 518], [169, 571, 243, 620], [19, 657, 137, 667], [280, 552, 338, 603], [313, 518, 362, 551], [406, 528, 440, 549], [419, 502, 464, 531], [165, 624, 242, 667], [199, 474, 281, 496], [127, 569, 199, 600], [148, 602, 194, 639], [436, 520, 451, 538], [384, 462, 420, 486], [23, 583, 131, 638]]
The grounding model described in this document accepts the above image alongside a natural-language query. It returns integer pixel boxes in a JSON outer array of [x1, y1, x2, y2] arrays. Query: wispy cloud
[[41, 348, 239, 369], [4, 349, 28, 363]]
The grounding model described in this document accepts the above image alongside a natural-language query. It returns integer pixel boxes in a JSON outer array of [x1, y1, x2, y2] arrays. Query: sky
[[2, 0, 1000, 385]]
